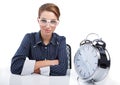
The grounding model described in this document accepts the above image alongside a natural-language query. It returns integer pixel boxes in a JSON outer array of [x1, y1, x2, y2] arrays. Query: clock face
[[74, 44, 99, 79]]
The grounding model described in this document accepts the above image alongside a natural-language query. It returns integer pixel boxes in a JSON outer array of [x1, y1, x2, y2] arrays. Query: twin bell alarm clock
[[74, 33, 111, 84]]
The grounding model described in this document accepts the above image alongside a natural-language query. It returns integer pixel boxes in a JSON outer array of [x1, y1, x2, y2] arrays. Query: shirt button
[[45, 47, 47, 49]]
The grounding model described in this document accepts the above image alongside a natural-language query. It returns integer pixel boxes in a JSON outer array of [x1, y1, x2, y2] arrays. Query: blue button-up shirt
[[11, 31, 68, 76]]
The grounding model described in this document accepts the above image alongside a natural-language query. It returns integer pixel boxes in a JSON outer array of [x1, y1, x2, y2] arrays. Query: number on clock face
[[74, 44, 99, 79]]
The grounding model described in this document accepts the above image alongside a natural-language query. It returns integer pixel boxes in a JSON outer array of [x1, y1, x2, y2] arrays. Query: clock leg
[[77, 77, 96, 85]]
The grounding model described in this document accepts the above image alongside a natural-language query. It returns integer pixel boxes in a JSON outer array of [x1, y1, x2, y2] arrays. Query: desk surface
[[0, 68, 120, 85]]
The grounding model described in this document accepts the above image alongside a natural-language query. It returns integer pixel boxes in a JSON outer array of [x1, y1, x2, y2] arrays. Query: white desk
[[0, 68, 120, 85]]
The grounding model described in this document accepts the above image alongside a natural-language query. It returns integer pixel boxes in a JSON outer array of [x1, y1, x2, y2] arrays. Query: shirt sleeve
[[21, 59, 50, 76], [21, 59, 35, 75], [50, 36, 68, 76], [11, 34, 31, 75], [40, 66, 50, 76]]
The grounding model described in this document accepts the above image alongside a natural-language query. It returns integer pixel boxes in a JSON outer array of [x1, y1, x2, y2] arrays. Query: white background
[[0, 0, 120, 84]]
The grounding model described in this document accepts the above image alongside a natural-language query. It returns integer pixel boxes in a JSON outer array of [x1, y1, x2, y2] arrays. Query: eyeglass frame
[[38, 18, 59, 27]]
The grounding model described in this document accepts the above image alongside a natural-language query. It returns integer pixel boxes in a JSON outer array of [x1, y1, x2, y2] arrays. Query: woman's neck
[[41, 34, 52, 45]]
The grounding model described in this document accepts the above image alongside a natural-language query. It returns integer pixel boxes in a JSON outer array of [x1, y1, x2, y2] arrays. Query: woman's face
[[38, 11, 59, 36]]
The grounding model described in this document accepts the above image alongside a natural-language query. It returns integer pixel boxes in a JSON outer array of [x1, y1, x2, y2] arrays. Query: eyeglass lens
[[40, 19, 58, 26]]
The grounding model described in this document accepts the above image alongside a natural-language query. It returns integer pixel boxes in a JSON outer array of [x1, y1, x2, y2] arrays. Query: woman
[[11, 3, 68, 76]]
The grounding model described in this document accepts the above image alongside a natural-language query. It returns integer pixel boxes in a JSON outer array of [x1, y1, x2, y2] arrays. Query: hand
[[34, 69, 40, 74], [34, 59, 59, 72]]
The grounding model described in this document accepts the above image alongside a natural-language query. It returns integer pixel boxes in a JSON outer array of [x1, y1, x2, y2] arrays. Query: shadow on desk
[[75, 75, 120, 85], [9, 70, 71, 85]]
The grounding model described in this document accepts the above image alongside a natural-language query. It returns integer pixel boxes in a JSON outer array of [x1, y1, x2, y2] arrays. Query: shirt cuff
[[40, 66, 50, 76], [21, 59, 35, 75]]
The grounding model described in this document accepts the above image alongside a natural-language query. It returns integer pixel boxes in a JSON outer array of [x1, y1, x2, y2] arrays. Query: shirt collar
[[50, 33, 57, 45], [35, 31, 57, 45], [35, 31, 42, 45]]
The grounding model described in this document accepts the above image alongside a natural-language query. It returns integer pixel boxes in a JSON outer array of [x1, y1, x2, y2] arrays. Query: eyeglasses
[[39, 19, 59, 27]]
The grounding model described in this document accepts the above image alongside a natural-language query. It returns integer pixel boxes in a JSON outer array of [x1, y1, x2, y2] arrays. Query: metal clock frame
[[74, 33, 111, 84]]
